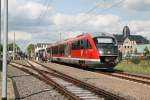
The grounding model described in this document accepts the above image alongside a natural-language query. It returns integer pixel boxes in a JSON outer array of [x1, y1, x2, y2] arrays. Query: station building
[[34, 43, 51, 60], [114, 26, 149, 57], [34, 43, 51, 53]]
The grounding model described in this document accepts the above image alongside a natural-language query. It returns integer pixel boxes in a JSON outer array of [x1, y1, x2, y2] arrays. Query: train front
[[92, 33, 118, 68]]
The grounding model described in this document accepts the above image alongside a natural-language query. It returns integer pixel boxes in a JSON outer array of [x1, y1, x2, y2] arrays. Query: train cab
[[92, 33, 118, 64]]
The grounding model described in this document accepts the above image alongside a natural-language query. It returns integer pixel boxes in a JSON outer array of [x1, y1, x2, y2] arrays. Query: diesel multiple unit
[[45, 33, 118, 69]]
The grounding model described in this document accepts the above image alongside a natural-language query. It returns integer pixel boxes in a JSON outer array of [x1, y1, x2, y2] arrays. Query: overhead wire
[[36, 0, 49, 20], [68, 0, 126, 31], [35, 0, 125, 40], [36, 0, 53, 25], [97, 0, 125, 13], [85, 0, 102, 14]]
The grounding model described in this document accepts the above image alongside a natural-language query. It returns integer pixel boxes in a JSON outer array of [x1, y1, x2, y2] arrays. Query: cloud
[[8, 31, 32, 41], [7, 0, 55, 33], [123, 0, 150, 11], [127, 20, 150, 33], [1, 0, 150, 51], [8, 0, 54, 19], [53, 13, 123, 33], [6, 0, 150, 34], [82, 0, 150, 12]]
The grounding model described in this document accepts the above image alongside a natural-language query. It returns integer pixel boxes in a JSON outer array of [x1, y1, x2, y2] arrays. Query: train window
[[59, 45, 63, 55], [52, 46, 58, 54], [59, 44, 68, 55], [64, 44, 69, 56], [72, 41, 76, 50], [97, 38, 113, 43], [72, 41, 79, 50], [71, 41, 74, 50], [86, 40, 91, 49], [71, 40, 85, 50], [93, 37, 115, 44], [80, 40, 84, 49], [77, 40, 80, 49]]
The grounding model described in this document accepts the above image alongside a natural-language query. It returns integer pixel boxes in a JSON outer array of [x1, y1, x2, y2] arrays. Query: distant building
[[34, 43, 51, 53], [34, 43, 51, 60], [114, 26, 149, 56]]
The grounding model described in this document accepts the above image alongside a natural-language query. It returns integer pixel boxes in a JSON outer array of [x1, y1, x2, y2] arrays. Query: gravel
[[43, 62, 150, 100], [8, 65, 68, 100]]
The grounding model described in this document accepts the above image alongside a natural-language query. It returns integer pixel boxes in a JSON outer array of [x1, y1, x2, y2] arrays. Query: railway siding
[[41, 62, 150, 100]]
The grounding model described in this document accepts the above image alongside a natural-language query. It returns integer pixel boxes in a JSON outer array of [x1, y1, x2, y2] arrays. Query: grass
[[115, 60, 150, 75]]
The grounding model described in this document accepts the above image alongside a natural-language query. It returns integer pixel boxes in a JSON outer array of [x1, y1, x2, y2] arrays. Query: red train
[[46, 33, 118, 69]]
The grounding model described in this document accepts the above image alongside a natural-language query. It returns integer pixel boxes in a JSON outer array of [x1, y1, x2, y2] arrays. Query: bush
[[118, 52, 122, 62], [130, 57, 140, 64]]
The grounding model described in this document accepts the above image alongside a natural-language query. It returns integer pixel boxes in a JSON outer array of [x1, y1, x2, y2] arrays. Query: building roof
[[114, 25, 149, 45], [128, 35, 149, 44], [113, 35, 125, 44], [114, 34, 149, 44], [123, 26, 130, 38], [34, 43, 52, 48]]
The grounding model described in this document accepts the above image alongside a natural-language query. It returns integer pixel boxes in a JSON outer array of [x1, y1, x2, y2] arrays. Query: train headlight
[[99, 50, 104, 55], [107, 51, 111, 54]]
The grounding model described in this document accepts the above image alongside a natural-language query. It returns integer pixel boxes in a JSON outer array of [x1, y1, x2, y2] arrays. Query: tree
[[134, 48, 138, 54], [8, 43, 20, 52], [144, 46, 150, 56], [118, 51, 122, 62], [27, 44, 34, 56], [0, 44, 3, 55]]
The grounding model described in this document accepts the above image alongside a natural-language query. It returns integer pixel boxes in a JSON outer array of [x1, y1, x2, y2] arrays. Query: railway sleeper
[[27, 60, 128, 100]]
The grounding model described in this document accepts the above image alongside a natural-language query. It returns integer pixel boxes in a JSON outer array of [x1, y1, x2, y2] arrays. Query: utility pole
[[0, 0, 1, 45], [13, 32, 15, 60], [60, 32, 61, 41], [2, 0, 8, 99]]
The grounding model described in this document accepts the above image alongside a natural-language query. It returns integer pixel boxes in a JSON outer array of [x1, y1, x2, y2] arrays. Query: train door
[[64, 43, 71, 57], [82, 38, 92, 59], [81, 38, 86, 59], [71, 40, 81, 58]]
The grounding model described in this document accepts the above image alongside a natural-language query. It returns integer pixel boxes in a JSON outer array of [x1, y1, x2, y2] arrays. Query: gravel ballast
[[8, 65, 67, 100], [42, 62, 150, 100]]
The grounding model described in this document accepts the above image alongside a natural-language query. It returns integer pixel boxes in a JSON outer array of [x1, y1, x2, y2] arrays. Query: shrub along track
[[10, 60, 127, 100]]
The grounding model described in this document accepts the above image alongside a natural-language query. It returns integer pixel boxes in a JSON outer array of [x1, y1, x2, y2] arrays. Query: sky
[[1, 0, 150, 51]]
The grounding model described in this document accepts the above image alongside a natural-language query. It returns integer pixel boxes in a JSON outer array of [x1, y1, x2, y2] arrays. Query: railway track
[[10, 60, 127, 100], [97, 70, 150, 86], [50, 61, 150, 86]]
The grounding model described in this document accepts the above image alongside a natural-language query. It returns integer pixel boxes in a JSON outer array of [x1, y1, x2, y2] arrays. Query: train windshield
[[97, 38, 114, 43], [93, 37, 118, 55], [93, 37, 116, 44]]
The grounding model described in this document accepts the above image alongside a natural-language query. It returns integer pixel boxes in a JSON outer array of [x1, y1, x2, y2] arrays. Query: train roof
[[90, 32, 115, 38], [47, 32, 115, 48]]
